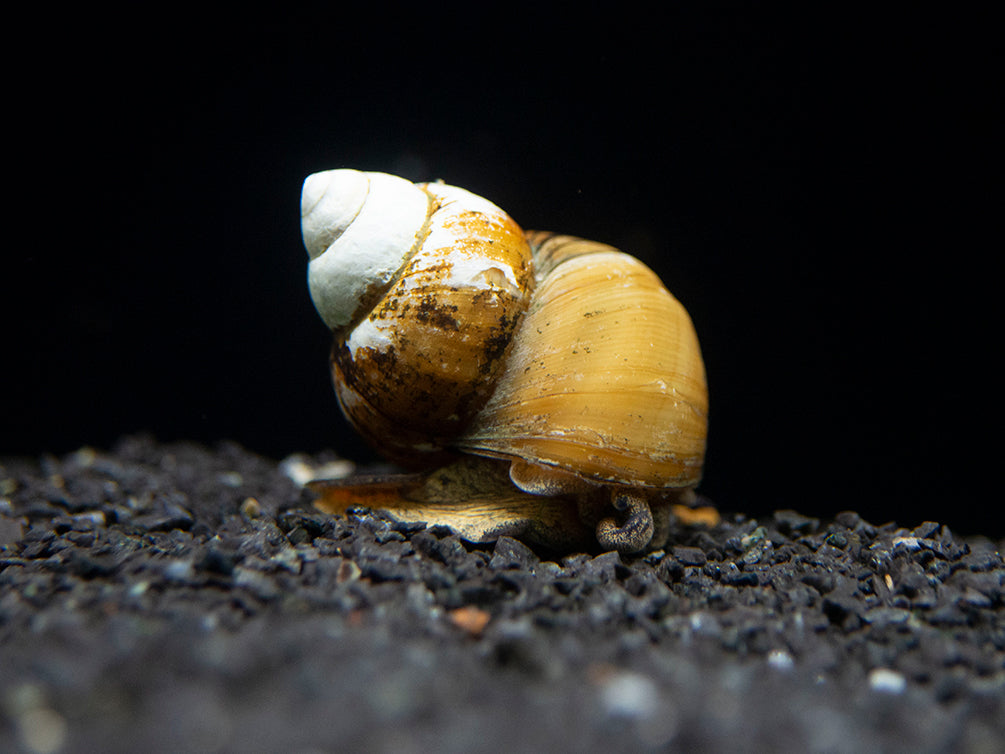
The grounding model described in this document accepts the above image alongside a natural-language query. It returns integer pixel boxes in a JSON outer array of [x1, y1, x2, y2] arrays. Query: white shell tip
[[302, 169, 431, 331], [301, 169, 370, 260]]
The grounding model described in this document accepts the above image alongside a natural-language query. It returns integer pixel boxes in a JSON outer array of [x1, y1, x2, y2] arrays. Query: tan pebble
[[240, 497, 261, 517], [448, 606, 491, 636], [671, 504, 720, 527]]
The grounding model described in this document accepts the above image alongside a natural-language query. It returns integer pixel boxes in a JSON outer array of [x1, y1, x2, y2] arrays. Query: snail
[[300, 170, 709, 553]]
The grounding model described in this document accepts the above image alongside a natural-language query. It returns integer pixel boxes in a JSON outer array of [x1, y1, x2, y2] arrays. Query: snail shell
[[301, 170, 708, 552]]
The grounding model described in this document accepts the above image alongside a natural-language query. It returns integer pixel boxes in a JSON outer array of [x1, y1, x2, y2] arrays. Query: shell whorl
[[301, 170, 431, 332], [303, 170, 535, 466]]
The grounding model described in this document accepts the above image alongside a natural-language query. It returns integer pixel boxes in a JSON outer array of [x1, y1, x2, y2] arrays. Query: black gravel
[[2, 436, 1003, 753]]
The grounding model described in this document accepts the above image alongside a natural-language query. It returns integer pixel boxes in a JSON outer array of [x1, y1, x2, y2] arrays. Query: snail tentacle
[[595, 490, 655, 554]]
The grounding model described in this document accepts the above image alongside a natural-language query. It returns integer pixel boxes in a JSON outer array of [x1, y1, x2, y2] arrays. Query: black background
[[6, 7, 999, 535]]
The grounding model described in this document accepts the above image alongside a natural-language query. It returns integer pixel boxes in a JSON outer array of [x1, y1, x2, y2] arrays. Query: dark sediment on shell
[[1, 435, 1003, 752]]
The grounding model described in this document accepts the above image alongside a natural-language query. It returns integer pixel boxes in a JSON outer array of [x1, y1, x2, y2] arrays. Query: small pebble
[[489, 536, 538, 570], [671, 545, 706, 566], [597, 670, 661, 720], [17, 706, 67, 754], [217, 471, 244, 487], [280, 455, 354, 486], [164, 559, 195, 582], [240, 497, 261, 517], [448, 606, 491, 636], [767, 649, 795, 672], [868, 668, 907, 694]]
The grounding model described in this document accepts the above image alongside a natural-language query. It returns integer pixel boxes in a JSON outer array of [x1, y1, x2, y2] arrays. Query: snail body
[[301, 170, 708, 552]]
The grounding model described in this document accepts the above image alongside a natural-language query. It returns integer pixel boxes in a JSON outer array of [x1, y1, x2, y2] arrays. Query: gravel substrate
[[2, 436, 1003, 753]]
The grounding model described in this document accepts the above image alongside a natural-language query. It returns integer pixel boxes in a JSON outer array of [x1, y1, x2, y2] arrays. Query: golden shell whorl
[[325, 177, 535, 466]]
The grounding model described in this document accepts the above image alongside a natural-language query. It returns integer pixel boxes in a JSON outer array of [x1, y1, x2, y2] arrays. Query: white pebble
[[164, 560, 194, 581], [767, 649, 795, 672], [868, 667, 907, 694], [280, 455, 354, 486], [217, 471, 244, 487], [17, 707, 67, 754], [600, 671, 660, 719]]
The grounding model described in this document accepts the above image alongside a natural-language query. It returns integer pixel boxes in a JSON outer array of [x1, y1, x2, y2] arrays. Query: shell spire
[[301, 170, 430, 332], [302, 170, 536, 466]]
